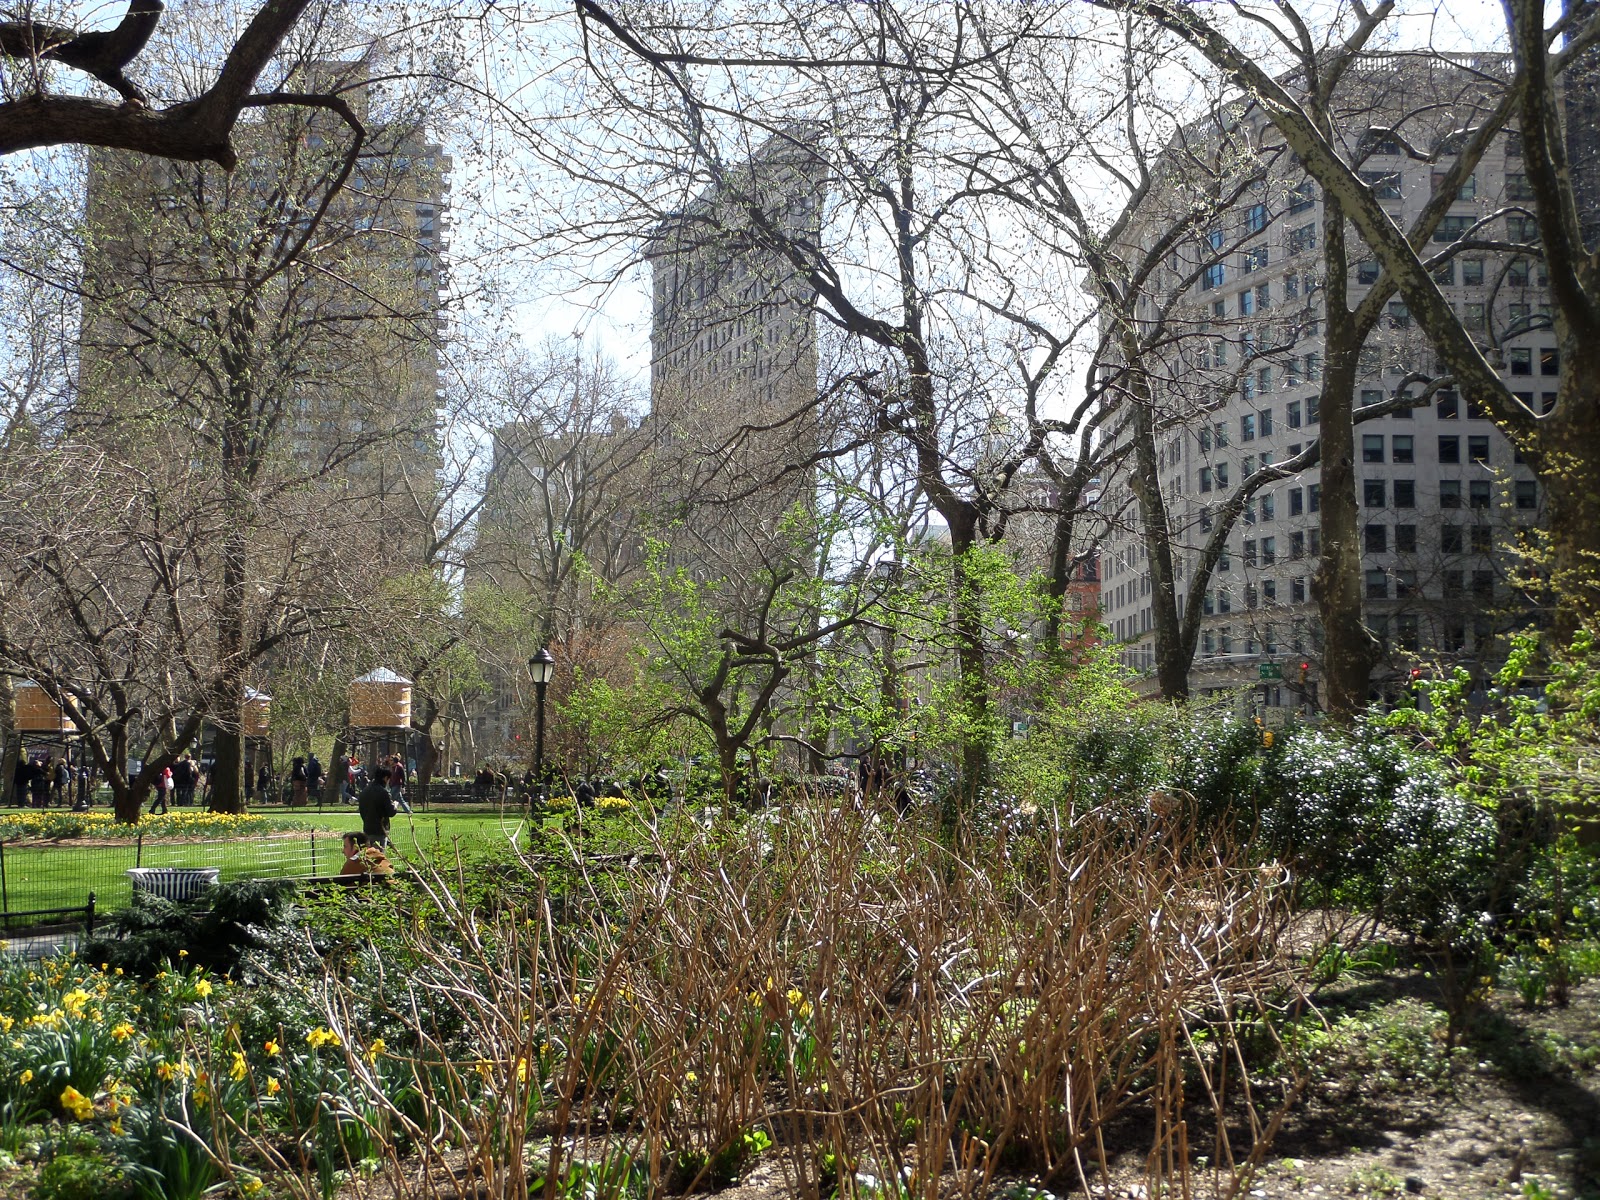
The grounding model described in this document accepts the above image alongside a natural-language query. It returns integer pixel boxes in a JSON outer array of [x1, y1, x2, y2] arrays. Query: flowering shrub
[[0, 809, 315, 843], [595, 795, 633, 815]]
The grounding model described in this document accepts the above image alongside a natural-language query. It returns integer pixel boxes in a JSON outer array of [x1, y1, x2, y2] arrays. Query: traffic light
[[1297, 660, 1311, 684]]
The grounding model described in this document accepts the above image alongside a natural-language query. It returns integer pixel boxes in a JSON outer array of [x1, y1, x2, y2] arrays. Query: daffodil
[[17, 1069, 33, 1086], [230, 1052, 248, 1082], [306, 1027, 341, 1050], [110, 1022, 135, 1040], [264, 1039, 280, 1057], [60, 1085, 94, 1121], [364, 1038, 386, 1064], [266, 1077, 280, 1096], [193, 979, 213, 998]]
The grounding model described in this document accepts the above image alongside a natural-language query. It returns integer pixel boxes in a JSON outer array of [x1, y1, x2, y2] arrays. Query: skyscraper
[[1096, 54, 1551, 711], [646, 132, 827, 597]]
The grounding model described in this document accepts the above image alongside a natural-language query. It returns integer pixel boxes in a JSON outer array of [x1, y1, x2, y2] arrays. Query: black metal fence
[[0, 832, 347, 922]]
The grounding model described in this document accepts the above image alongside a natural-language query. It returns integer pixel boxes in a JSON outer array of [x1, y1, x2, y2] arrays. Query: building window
[[1394, 479, 1416, 507], [1309, 528, 1322, 555], [1256, 407, 1272, 436], [1240, 413, 1256, 442], [1437, 391, 1459, 419], [1392, 435, 1414, 463], [1366, 569, 1389, 599], [1472, 524, 1493, 553], [1288, 180, 1316, 214], [1261, 493, 1276, 521], [1218, 588, 1232, 614], [1287, 399, 1302, 428], [1261, 536, 1276, 563], [1243, 539, 1257, 567], [1362, 434, 1385, 463], [1309, 483, 1321, 512], [1397, 613, 1420, 651], [1396, 571, 1419, 599], [1435, 214, 1473, 242], [1199, 426, 1212, 452], [1364, 479, 1386, 507], [1462, 259, 1485, 286], [1199, 467, 1212, 493], [1290, 531, 1305, 559], [1203, 262, 1226, 290], [1469, 479, 1492, 509], [1216, 462, 1230, 488], [1510, 347, 1532, 376], [1239, 289, 1255, 316], [1463, 302, 1486, 329], [1515, 479, 1538, 509], [1245, 202, 1267, 233], [1468, 436, 1490, 464], [1288, 223, 1318, 255], [1357, 259, 1381, 285], [1203, 592, 1214, 616], [1387, 301, 1411, 329], [1440, 480, 1461, 508], [1472, 569, 1494, 597], [1432, 259, 1456, 286], [1541, 346, 1560, 376], [1507, 172, 1534, 201], [1364, 524, 1388, 553], [1438, 436, 1460, 463], [1442, 525, 1464, 553], [1291, 577, 1306, 603], [1215, 422, 1228, 447], [1444, 569, 1464, 596], [1396, 524, 1417, 552], [1289, 487, 1303, 517]]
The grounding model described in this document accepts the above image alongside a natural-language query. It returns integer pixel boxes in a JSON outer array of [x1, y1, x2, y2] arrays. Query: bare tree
[[1103, 0, 1600, 639]]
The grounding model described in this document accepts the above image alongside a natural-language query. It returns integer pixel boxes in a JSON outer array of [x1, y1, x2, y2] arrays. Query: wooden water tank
[[349, 668, 412, 729], [242, 688, 271, 737], [14, 681, 76, 734]]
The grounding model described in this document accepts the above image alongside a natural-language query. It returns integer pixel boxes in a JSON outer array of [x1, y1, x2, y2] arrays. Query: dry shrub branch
[[215, 797, 1312, 1199]]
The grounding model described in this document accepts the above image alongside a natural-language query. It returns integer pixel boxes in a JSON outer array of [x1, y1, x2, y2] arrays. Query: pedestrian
[[290, 756, 308, 807], [306, 752, 324, 802], [387, 754, 412, 815], [174, 754, 196, 807], [51, 755, 70, 806], [575, 777, 596, 808], [357, 766, 396, 847], [149, 765, 173, 815], [26, 757, 45, 808], [256, 762, 271, 804]]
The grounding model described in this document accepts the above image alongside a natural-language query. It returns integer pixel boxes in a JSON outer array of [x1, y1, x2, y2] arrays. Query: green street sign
[[1259, 662, 1283, 680]]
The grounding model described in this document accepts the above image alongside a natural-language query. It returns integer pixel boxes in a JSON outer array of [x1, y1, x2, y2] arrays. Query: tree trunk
[[1312, 223, 1381, 723], [947, 537, 993, 811], [1539, 354, 1600, 637]]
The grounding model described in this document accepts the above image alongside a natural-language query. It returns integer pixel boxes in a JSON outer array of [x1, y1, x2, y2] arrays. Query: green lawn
[[0, 807, 540, 919]]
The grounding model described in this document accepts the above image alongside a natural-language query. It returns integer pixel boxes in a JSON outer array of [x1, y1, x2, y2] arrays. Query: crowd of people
[[9, 753, 93, 809]]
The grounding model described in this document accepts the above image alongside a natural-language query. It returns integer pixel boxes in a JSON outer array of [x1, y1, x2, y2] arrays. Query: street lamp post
[[528, 647, 555, 807]]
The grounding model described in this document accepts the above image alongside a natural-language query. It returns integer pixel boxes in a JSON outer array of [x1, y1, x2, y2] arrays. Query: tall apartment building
[[78, 64, 448, 552], [646, 132, 827, 597], [1097, 54, 1555, 711]]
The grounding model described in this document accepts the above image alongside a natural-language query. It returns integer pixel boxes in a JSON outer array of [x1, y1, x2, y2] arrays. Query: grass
[[0, 806, 539, 917]]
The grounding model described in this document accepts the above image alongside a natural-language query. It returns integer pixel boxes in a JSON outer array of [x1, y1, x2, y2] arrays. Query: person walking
[[149, 765, 173, 815], [174, 755, 196, 807], [256, 762, 271, 805], [387, 754, 412, 815], [51, 755, 70, 806], [357, 766, 396, 847], [290, 756, 308, 807], [306, 752, 324, 803]]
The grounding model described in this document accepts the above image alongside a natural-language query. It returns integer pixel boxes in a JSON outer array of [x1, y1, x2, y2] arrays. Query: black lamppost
[[528, 647, 555, 806]]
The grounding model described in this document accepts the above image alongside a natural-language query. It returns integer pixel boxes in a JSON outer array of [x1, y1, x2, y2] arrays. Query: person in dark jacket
[[306, 752, 324, 801], [52, 756, 70, 806], [357, 767, 396, 847], [290, 756, 309, 807], [256, 762, 271, 804], [28, 757, 49, 808]]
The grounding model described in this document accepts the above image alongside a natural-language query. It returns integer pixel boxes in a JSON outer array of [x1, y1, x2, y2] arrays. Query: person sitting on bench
[[338, 831, 395, 877]]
